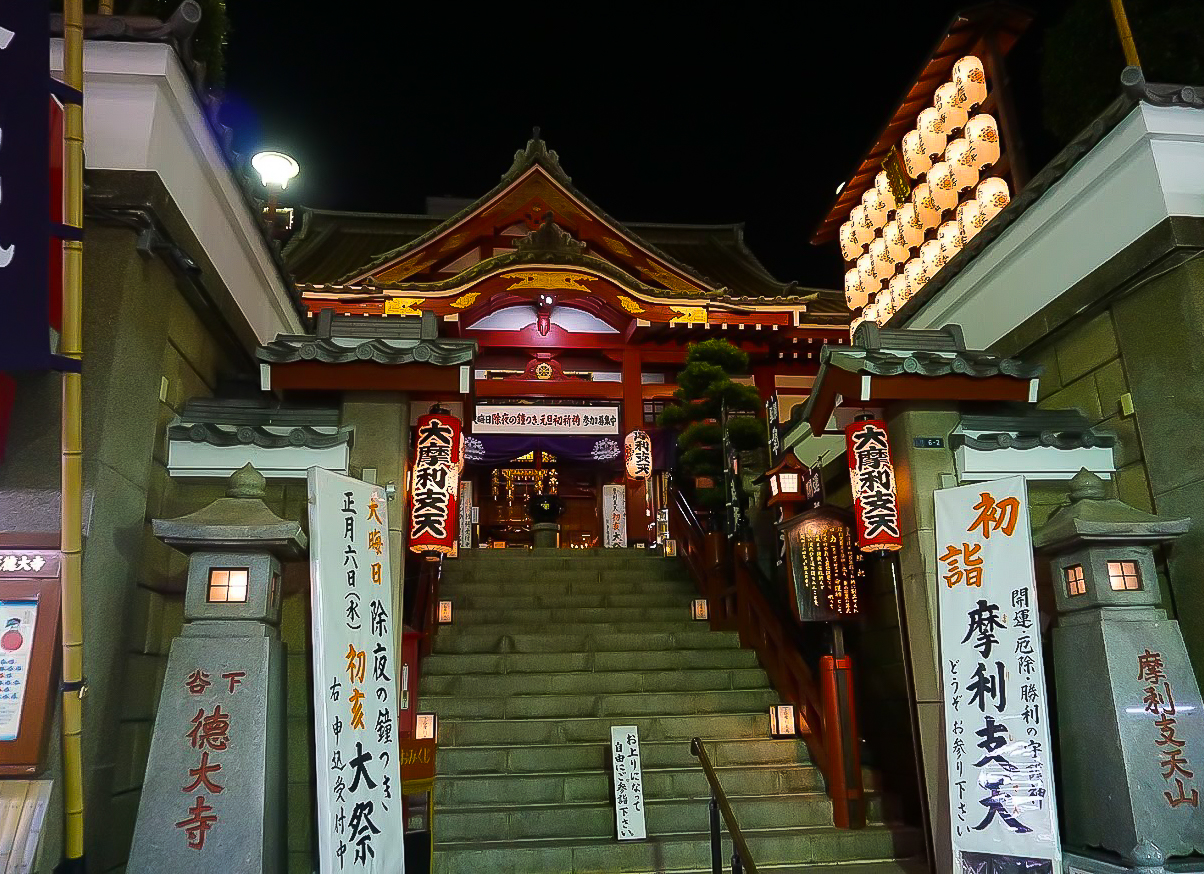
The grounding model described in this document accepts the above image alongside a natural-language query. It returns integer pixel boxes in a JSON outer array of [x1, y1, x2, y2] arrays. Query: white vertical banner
[[935, 476, 1061, 873], [602, 484, 627, 549], [458, 481, 473, 554], [308, 467, 405, 873], [610, 725, 646, 840]]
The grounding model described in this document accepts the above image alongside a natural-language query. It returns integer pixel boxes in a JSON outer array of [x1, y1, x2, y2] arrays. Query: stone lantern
[[128, 463, 305, 874], [1035, 468, 1202, 872]]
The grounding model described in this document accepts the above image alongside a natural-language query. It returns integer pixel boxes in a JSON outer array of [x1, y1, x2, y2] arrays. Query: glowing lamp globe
[[862, 187, 889, 229], [839, 222, 862, 263], [953, 56, 988, 109], [845, 268, 870, 310], [935, 82, 968, 132], [868, 237, 894, 283], [977, 176, 1011, 221], [945, 139, 979, 191], [928, 162, 959, 212], [251, 150, 300, 190], [897, 202, 925, 249], [849, 205, 875, 245], [912, 183, 940, 230], [957, 199, 987, 243], [964, 115, 1000, 168], [874, 289, 895, 321], [917, 107, 947, 159], [920, 238, 946, 279], [883, 220, 908, 262], [905, 255, 928, 293], [889, 273, 910, 312], [875, 171, 899, 212], [902, 130, 931, 179], [624, 430, 653, 480], [938, 220, 963, 263]]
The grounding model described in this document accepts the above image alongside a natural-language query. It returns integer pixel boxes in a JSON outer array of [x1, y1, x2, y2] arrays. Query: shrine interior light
[[416, 713, 438, 741], [769, 704, 797, 738], [207, 568, 248, 603], [691, 599, 708, 621], [437, 600, 453, 624]]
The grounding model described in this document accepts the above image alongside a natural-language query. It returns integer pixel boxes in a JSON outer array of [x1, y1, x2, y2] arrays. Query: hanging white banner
[[308, 467, 405, 873], [602, 484, 627, 548], [472, 404, 620, 435], [935, 476, 1061, 873]]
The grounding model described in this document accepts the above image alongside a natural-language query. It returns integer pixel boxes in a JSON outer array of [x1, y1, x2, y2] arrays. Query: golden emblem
[[535, 362, 554, 380], [376, 255, 434, 282], [383, 297, 424, 316], [669, 306, 707, 324], [617, 295, 645, 315], [642, 260, 700, 294], [505, 271, 593, 293], [602, 236, 632, 257], [439, 231, 471, 253], [451, 292, 481, 309]]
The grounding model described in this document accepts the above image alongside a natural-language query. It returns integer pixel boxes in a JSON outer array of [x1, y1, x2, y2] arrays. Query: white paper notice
[[603, 485, 627, 549], [611, 725, 646, 841], [0, 600, 36, 742]]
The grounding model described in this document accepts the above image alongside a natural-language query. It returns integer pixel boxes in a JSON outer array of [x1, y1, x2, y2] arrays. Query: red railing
[[410, 554, 443, 659], [668, 485, 865, 829]]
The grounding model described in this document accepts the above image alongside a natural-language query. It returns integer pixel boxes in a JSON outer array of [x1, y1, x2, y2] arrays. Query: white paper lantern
[[912, 183, 940, 230], [920, 238, 946, 279], [897, 202, 925, 249], [928, 162, 959, 212], [874, 289, 895, 320], [889, 273, 910, 311], [938, 220, 963, 263], [868, 236, 894, 283], [845, 267, 870, 310], [863, 300, 878, 324], [935, 82, 968, 132], [863, 186, 889, 229], [945, 138, 980, 191], [857, 252, 879, 294], [976, 177, 1011, 221], [849, 315, 865, 341], [905, 256, 928, 293], [957, 199, 987, 243], [902, 130, 931, 179], [883, 220, 909, 262], [624, 430, 653, 479], [875, 171, 899, 212], [953, 56, 988, 109], [849, 205, 875, 246], [965, 114, 1001, 168], [917, 107, 947, 159], [839, 221, 862, 263]]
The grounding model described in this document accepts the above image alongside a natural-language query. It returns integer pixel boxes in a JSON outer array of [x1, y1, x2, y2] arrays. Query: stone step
[[439, 712, 773, 748], [432, 629, 742, 655], [452, 591, 696, 611], [436, 765, 838, 810], [451, 604, 696, 625], [448, 547, 676, 567], [437, 619, 706, 637], [421, 666, 771, 698], [437, 737, 813, 776], [422, 646, 761, 677], [441, 575, 694, 597], [424, 687, 780, 720], [434, 824, 924, 873]]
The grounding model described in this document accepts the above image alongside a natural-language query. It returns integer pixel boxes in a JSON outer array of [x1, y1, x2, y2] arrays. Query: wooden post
[[820, 627, 866, 829]]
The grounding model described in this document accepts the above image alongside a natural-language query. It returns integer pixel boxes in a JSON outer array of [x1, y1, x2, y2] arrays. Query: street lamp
[[251, 150, 299, 229]]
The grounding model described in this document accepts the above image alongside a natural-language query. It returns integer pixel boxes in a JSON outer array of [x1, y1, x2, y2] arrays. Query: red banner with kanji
[[409, 413, 462, 555], [845, 418, 902, 552]]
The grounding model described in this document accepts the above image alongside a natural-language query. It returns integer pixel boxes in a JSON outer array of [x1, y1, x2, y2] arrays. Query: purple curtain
[[464, 430, 675, 468]]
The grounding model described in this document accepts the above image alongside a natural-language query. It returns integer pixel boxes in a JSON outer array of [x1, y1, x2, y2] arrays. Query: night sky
[[220, 2, 1075, 289]]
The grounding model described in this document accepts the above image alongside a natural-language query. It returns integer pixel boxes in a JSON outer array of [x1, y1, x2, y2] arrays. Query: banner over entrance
[[472, 404, 620, 435]]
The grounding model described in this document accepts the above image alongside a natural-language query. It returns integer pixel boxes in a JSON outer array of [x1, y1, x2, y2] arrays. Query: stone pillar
[[885, 403, 960, 874], [127, 464, 305, 874], [621, 348, 647, 543], [342, 392, 410, 588], [1036, 469, 1202, 871]]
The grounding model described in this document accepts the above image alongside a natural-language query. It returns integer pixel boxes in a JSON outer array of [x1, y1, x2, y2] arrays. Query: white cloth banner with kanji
[[935, 476, 1061, 870]]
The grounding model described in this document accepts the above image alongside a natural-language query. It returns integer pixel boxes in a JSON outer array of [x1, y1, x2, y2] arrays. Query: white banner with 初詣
[[308, 467, 405, 873], [602, 484, 627, 548], [935, 476, 1061, 873], [472, 404, 620, 434]]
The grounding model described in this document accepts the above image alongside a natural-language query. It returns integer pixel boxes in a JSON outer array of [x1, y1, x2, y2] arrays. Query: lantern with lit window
[[917, 107, 947, 159], [762, 450, 807, 514], [953, 55, 987, 109], [901, 130, 931, 179], [976, 176, 1011, 221], [964, 114, 1000, 168], [944, 138, 979, 191], [624, 430, 653, 480], [928, 162, 959, 212], [883, 220, 908, 263], [897, 202, 925, 249], [912, 183, 940, 230], [935, 81, 968, 132]]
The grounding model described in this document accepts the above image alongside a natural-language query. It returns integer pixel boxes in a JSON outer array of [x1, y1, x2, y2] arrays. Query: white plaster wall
[[49, 40, 303, 344]]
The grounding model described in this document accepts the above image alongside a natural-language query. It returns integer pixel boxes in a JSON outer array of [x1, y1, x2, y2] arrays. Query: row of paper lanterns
[[838, 56, 1011, 326]]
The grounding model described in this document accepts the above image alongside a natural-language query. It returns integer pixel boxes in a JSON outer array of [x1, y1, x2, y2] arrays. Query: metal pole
[[1109, 0, 1143, 68], [709, 796, 722, 874], [59, 1, 88, 869], [732, 851, 743, 874]]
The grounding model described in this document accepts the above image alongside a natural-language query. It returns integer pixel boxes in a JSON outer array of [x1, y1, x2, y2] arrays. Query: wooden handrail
[[691, 738, 758, 874]]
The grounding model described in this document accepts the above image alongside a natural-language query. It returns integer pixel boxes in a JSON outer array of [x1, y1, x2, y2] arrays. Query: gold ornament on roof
[[383, 297, 424, 316], [669, 306, 707, 324], [617, 295, 645, 315], [439, 231, 471, 253], [642, 260, 700, 294], [376, 255, 435, 282], [602, 236, 632, 257], [451, 292, 481, 309], [505, 271, 594, 293]]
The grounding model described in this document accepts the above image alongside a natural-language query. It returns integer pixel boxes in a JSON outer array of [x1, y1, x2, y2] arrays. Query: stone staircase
[[420, 548, 924, 873]]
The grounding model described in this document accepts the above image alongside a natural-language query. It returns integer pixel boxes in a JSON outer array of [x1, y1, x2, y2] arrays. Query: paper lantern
[[875, 171, 899, 212], [862, 300, 877, 324], [844, 267, 870, 310], [883, 220, 908, 262], [849, 205, 874, 246], [410, 412, 462, 555], [849, 315, 864, 341], [957, 199, 987, 243], [624, 430, 653, 480], [964, 114, 1000, 168], [935, 82, 968, 132], [839, 222, 862, 263], [917, 107, 947, 159], [977, 176, 1011, 221], [897, 202, 925, 249], [928, 162, 959, 211], [889, 273, 910, 312], [868, 237, 894, 283], [938, 220, 963, 263], [846, 418, 902, 552], [863, 186, 889, 229], [857, 252, 880, 293], [905, 256, 928, 293], [901, 130, 931, 180], [874, 289, 895, 320], [953, 56, 987, 109], [920, 238, 946, 279], [912, 183, 940, 229], [945, 138, 979, 191]]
